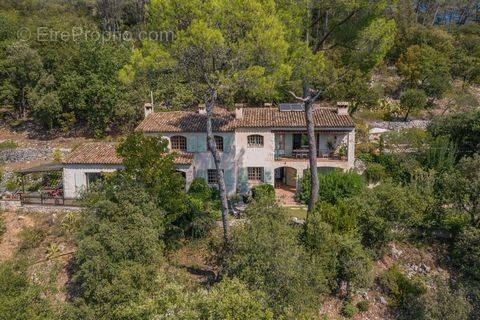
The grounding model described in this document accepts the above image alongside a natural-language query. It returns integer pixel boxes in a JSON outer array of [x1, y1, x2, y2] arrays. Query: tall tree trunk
[[304, 100, 318, 215], [290, 89, 323, 217], [20, 86, 26, 119], [205, 91, 229, 244], [432, 3, 440, 26], [322, 11, 329, 50], [404, 108, 410, 122], [414, 1, 420, 23]]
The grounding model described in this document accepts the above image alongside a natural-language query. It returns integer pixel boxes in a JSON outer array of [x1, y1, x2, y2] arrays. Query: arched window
[[170, 136, 187, 151], [207, 135, 224, 152], [247, 135, 264, 147]]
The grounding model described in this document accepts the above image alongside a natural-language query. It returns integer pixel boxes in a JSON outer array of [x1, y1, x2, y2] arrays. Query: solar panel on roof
[[279, 103, 304, 112], [292, 104, 304, 111]]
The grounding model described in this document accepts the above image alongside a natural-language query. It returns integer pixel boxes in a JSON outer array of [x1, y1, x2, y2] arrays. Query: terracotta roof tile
[[135, 110, 235, 133], [63, 142, 193, 166], [235, 106, 354, 128], [136, 105, 354, 133], [63, 142, 122, 165]]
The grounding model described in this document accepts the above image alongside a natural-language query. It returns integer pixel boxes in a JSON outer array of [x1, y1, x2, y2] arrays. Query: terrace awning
[[16, 163, 64, 175]]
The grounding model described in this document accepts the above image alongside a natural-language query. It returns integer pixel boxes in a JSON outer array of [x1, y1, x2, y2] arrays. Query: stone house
[[62, 103, 355, 199]]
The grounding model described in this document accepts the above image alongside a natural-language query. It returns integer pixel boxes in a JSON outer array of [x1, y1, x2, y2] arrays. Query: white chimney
[[144, 102, 153, 118], [264, 102, 273, 108], [198, 104, 206, 115], [337, 102, 349, 116], [234, 103, 245, 119], [235, 107, 243, 119]]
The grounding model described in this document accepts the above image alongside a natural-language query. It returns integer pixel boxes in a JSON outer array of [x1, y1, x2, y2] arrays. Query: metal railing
[[19, 193, 80, 207]]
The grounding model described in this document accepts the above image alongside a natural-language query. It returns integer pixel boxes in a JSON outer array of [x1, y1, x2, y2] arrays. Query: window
[[248, 167, 264, 181], [247, 135, 264, 147], [171, 136, 187, 151], [207, 135, 224, 152], [207, 169, 223, 185], [86, 172, 103, 189]]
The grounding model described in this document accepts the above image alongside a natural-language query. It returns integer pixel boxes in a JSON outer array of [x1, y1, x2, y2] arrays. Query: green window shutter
[[196, 169, 206, 180], [237, 168, 248, 193], [224, 135, 233, 153], [74, 172, 85, 193], [264, 168, 272, 183], [199, 134, 208, 152], [187, 136, 196, 152]]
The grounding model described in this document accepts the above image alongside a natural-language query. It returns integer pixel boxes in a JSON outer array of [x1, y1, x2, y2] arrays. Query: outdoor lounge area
[[13, 163, 80, 207], [274, 131, 353, 161]]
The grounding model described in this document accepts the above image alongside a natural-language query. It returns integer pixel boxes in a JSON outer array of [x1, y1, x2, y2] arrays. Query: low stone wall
[[0, 200, 81, 213], [18, 204, 82, 214], [368, 120, 430, 130], [0, 147, 70, 164], [0, 199, 22, 212]]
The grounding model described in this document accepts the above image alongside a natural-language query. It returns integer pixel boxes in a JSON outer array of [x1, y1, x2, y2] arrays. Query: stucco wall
[[347, 130, 356, 169], [64, 163, 196, 198], [63, 164, 124, 198], [129, 127, 355, 195], [176, 164, 195, 191], [148, 132, 237, 195], [235, 128, 275, 193]]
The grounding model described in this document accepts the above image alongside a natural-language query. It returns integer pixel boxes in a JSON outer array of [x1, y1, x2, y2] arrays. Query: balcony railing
[[275, 148, 345, 161]]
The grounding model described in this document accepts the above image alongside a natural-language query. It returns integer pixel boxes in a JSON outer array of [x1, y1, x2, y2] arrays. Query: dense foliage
[[0, 1, 479, 135], [0, 261, 54, 320], [1, 1, 480, 319], [297, 169, 364, 204]]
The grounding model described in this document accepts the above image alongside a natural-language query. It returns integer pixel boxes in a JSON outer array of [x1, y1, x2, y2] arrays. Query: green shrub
[[341, 302, 358, 318], [52, 149, 62, 163], [186, 210, 215, 239], [188, 177, 213, 201], [298, 169, 364, 205], [177, 185, 218, 239], [358, 209, 392, 254], [251, 184, 275, 202], [0, 261, 54, 319], [364, 163, 386, 183], [336, 236, 374, 290], [72, 174, 166, 317], [359, 181, 427, 224], [420, 279, 471, 320], [5, 174, 21, 191], [317, 170, 364, 205], [304, 214, 374, 292], [313, 200, 358, 235], [198, 278, 274, 319], [18, 226, 46, 252], [380, 265, 426, 318], [223, 203, 329, 317], [452, 227, 480, 280], [357, 300, 370, 312], [0, 140, 18, 151], [172, 177, 219, 241]]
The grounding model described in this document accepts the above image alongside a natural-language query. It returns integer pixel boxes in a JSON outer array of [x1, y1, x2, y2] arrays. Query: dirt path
[[0, 211, 34, 261]]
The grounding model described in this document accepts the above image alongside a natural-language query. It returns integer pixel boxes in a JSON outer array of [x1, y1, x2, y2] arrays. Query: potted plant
[[339, 145, 348, 160]]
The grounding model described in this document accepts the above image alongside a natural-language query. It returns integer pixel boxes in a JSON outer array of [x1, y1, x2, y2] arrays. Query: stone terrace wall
[[367, 120, 430, 130], [0, 147, 70, 163]]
